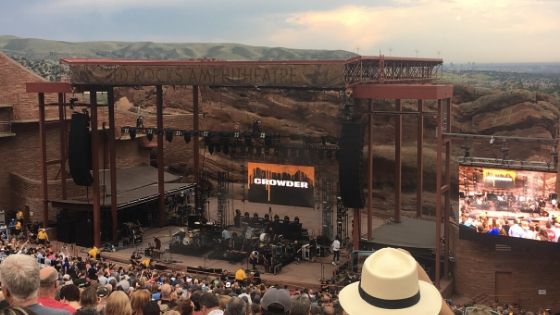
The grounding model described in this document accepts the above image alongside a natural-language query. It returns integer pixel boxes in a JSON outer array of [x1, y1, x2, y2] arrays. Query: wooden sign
[[67, 63, 346, 88]]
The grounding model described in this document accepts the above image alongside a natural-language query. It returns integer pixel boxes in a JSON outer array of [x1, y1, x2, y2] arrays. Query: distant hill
[[0, 35, 356, 61]]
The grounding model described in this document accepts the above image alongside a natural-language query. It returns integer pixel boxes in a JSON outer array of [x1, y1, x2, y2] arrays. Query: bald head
[[39, 266, 58, 291]]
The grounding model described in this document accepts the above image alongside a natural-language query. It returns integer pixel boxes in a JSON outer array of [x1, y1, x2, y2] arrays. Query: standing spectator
[[224, 297, 246, 315], [331, 236, 340, 265], [200, 292, 223, 315], [130, 289, 151, 315], [37, 228, 49, 245], [0, 254, 69, 315], [260, 288, 292, 315], [175, 299, 194, 315], [38, 266, 75, 314], [290, 295, 310, 315], [105, 291, 132, 315], [160, 284, 177, 310], [142, 301, 161, 315], [59, 284, 81, 312], [338, 248, 453, 315], [75, 286, 99, 315]]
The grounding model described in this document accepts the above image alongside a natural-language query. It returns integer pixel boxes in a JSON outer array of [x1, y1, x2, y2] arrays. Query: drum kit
[[171, 228, 202, 247]]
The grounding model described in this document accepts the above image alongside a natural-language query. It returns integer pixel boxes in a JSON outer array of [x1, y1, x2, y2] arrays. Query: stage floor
[[101, 226, 341, 289]]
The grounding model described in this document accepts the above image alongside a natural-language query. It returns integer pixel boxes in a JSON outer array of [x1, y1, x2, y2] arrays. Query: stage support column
[[435, 99, 443, 288], [394, 99, 402, 223], [58, 93, 67, 200], [38, 92, 49, 228], [90, 88, 102, 248], [193, 85, 201, 214], [352, 208, 361, 250], [444, 97, 452, 279], [367, 100, 373, 240], [416, 99, 424, 217], [156, 85, 165, 227], [108, 88, 118, 243]]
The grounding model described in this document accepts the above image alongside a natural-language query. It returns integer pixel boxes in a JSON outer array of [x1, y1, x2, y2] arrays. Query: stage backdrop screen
[[247, 162, 315, 208], [459, 165, 560, 243]]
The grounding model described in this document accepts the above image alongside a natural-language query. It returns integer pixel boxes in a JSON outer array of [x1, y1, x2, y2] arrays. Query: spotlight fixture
[[129, 128, 137, 140], [146, 129, 154, 142], [165, 129, 174, 142], [184, 132, 191, 143], [69, 97, 78, 110]]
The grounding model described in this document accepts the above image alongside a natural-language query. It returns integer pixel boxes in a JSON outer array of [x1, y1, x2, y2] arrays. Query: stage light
[[244, 135, 252, 147], [129, 128, 136, 140], [165, 129, 174, 142], [146, 129, 154, 142], [184, 132, 191, 143], [265, 135, 273, 147]]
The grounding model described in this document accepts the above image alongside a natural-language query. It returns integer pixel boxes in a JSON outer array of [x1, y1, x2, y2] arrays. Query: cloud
[[263, 0, 560, 62], [3, 0, 560, 62]]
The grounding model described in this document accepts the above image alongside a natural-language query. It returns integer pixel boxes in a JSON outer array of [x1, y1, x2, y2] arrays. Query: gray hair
[[224, 297, 246, 315], [290, 296, 310, 315], [0, 254, 40, 302], [39, 266, 58, 289]]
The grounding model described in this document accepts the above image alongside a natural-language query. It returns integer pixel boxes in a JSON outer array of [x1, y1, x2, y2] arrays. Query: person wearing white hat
[[339, 247, 453, 315]]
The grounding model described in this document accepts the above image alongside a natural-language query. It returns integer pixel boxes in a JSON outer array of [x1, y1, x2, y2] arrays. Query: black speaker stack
[[338, 122, 365, 208], [69, 112, 93, 186]]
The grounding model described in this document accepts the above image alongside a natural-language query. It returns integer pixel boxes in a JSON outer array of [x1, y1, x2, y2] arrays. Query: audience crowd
[[0, 238, 555, 315]]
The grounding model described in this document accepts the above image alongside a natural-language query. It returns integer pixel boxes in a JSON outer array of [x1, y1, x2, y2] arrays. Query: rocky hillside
[[4, 35, 560, 213]]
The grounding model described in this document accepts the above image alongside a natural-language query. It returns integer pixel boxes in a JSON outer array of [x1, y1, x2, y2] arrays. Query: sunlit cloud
[[263, 0, 560, 62]]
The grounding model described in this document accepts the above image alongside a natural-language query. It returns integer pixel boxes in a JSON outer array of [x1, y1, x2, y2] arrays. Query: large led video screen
[[459, 165, 560, 243], [247, 162, 315, 208]]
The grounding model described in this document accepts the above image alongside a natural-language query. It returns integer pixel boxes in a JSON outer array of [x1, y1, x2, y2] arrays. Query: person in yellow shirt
[[141, 257, 152, 268], [88, 246, 99, 259], [235, 268, 247, 285], [37, 228, 49, 245]]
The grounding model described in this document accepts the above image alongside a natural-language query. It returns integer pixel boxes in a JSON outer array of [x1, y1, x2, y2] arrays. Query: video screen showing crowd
[[459, 165, 560, 243]]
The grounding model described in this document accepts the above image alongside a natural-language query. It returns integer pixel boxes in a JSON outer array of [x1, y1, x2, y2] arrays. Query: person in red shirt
[[38, 266, 76, 314]]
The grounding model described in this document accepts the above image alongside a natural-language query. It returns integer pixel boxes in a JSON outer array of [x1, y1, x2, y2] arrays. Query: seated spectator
[[339, 248, 453, 315]]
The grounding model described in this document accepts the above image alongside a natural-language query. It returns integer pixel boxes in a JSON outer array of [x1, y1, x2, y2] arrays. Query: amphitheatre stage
[[101, 225, 340, 290]]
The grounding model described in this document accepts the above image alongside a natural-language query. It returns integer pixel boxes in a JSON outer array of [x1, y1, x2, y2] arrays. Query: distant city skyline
[[1, 0, 558, 63]]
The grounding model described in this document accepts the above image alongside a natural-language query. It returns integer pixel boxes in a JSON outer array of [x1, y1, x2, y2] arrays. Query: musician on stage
[[154, 236, 162, 251], [222, 228, 232, 249], [249, 250, 259, 270]]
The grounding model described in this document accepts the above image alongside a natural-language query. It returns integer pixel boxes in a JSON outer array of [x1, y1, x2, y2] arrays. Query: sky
[[1, 0, 559, 63]]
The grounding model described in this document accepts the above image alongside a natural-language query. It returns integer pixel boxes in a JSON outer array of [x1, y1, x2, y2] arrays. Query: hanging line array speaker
[[338, 122, 364, 208], [69, 112, 93, 186]]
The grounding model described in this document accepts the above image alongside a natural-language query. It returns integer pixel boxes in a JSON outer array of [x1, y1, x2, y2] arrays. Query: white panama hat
[[339, 247, 442, 315]]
